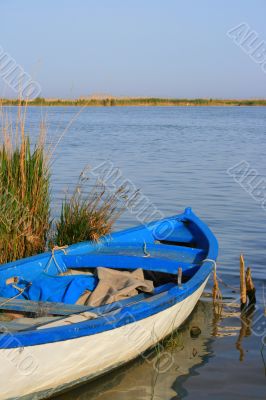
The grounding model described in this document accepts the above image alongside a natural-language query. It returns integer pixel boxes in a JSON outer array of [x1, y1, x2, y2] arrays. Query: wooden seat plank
[[63, 254, 199, 274]]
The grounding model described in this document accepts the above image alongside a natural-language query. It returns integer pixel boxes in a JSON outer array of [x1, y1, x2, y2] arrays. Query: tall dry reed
[[0, 104, 50, 263]]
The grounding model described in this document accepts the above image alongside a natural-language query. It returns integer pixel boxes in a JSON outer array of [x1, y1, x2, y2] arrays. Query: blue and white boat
[[0, 207, 218, 399]]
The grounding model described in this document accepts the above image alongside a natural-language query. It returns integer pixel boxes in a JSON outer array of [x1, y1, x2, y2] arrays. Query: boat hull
[[0, 278, 208, 400]]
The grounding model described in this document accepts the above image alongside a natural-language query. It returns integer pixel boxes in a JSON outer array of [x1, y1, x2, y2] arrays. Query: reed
[[54, 172, 136, 246], [240, 254, 247, 308], [0, 105, 50, 263]]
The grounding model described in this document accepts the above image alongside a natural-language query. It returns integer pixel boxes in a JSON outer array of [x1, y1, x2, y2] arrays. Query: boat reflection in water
[[53, 299, 216, 400], [53, 289, 266, 400]]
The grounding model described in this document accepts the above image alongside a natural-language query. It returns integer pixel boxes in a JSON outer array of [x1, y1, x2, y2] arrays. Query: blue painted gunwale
[[0, 208, 218, 349]]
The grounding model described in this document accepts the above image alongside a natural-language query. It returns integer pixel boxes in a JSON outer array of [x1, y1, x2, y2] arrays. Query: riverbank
[[1, 97, 266, 107]]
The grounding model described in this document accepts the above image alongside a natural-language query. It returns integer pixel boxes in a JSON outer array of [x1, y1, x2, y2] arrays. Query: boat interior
[[0, 214, 209, 334]]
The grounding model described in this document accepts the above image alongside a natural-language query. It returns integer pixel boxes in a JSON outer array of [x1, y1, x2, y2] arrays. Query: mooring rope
[[202, 258, 217, 272], [143, 241, 150, 257], [202, 258, 223, 305], [0, 283, 32, 308], [0, 246, 69, 309], [44, 245, 69, 274]]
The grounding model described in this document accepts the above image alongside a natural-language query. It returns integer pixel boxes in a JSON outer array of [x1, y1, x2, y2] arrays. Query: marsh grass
[[0, 101, 136, 263], [54, 171, 137, 246], [0, 103, 50, 263]]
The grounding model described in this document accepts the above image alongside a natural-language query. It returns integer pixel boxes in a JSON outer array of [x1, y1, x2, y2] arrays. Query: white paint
[[0, 280, 208, 400]]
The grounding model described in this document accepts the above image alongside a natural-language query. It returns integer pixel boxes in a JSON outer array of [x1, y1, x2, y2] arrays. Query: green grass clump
[[54, 172, 136, 246], [0, 107, 50, 263]]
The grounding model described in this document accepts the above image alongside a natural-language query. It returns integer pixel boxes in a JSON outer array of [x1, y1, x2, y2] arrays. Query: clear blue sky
[[1, 0, 266, 98]]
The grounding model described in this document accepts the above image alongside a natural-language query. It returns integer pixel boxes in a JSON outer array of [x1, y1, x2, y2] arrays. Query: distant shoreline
[[1, 97, 266, 107]]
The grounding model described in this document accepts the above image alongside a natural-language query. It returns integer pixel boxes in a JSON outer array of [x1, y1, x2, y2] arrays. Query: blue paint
[[63, 254, 200, 274], [0, 208, 218, 349]]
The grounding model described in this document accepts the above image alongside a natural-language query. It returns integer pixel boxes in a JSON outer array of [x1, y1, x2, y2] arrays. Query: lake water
[[3, 106, 266, 399]]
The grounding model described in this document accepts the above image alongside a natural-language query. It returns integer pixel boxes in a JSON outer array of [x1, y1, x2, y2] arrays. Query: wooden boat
[[0, 207, 218, 399]]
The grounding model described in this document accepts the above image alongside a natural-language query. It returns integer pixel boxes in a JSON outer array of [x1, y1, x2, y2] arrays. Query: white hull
[[0, 280, 207, 400]]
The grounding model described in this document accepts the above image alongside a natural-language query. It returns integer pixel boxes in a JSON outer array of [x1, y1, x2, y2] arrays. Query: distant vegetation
[[1, 97, 266, 107]]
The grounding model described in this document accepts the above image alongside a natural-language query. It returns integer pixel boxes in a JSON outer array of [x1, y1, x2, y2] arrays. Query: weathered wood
[[245, 267, 256, 305], [177, 267, 182, 286], [0, 317, 59, 333], [212, 263, 221, 307], [0, 293, 148, 316], [240, 254, 247, 308], [0, 298, 91, 316]]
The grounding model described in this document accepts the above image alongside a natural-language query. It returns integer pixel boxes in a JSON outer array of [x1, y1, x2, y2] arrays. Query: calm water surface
[[4, 106, 266, 399]]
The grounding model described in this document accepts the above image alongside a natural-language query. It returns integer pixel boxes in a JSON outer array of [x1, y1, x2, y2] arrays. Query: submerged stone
[[190, 326, 201, 338]]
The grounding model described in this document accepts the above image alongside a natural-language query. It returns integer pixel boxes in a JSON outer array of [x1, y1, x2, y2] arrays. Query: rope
[[143, 241, 150, 257], [44, 245, 69, 274], [0, 283, 32, 308], [0, 246, 68, 311], [202, 258, 223, 308], [217, 276, 239, 291], [202, 259, 239, 291], [202, 258, 217, 271]]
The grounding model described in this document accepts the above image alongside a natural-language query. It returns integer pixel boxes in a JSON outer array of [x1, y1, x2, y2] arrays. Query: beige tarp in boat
[[85, 267, 154, 307]]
